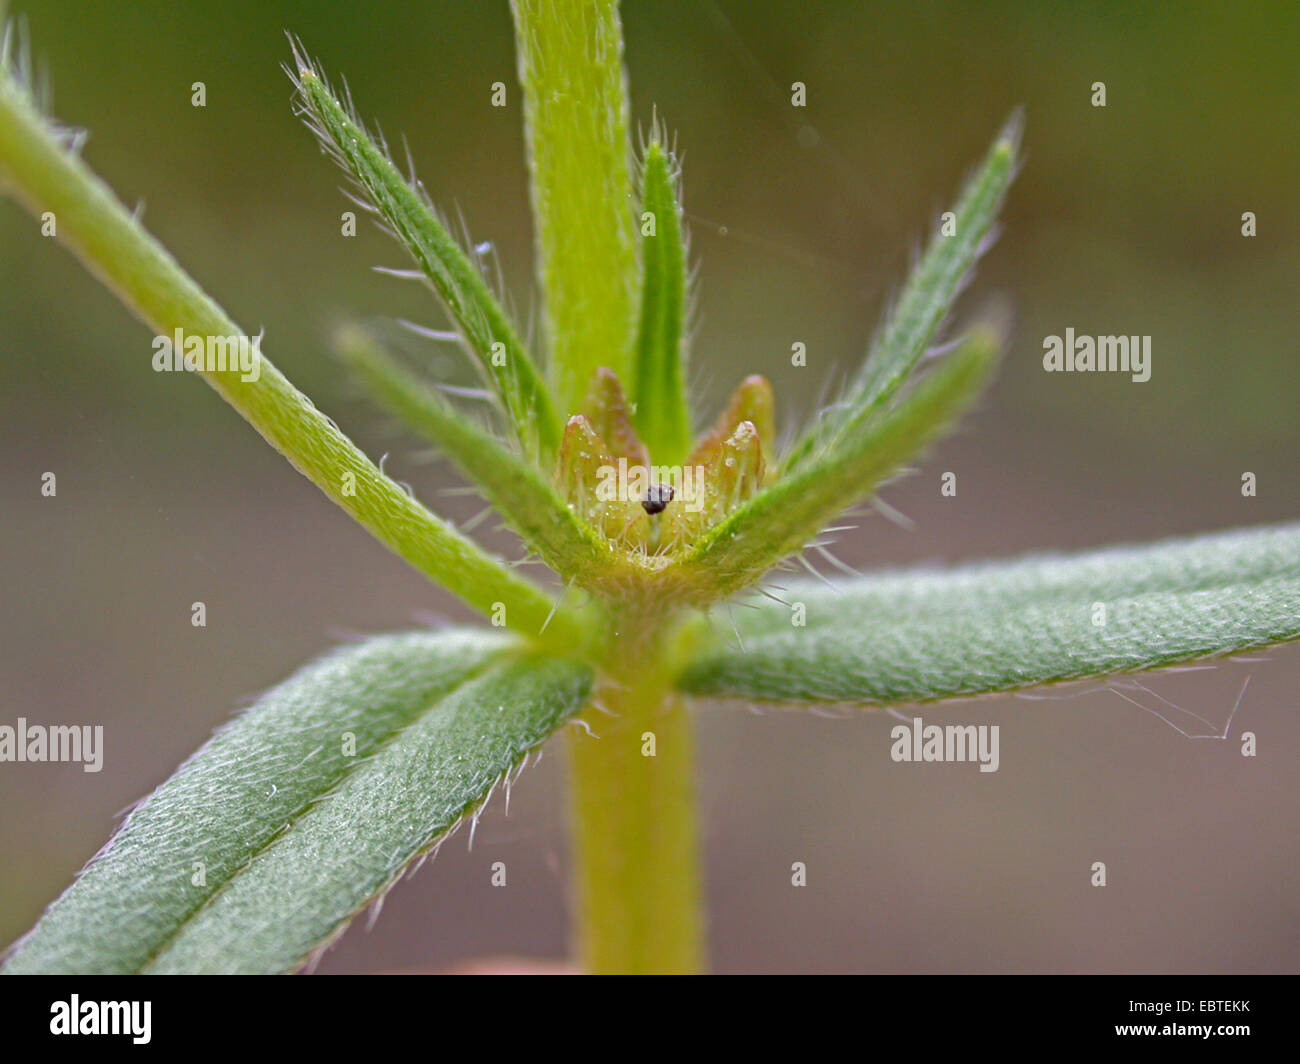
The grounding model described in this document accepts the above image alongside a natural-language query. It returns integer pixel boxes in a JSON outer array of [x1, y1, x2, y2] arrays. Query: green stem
[[569, 613, 704, 973], [511, 0, 639, 415], [510, 0, 705, 972]]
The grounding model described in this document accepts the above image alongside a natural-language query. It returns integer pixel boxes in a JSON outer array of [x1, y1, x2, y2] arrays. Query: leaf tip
[[990, 108, 1025, 174]]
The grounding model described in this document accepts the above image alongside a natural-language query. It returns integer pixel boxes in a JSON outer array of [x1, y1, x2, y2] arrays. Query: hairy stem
[[511, 0, 638, 415], [568, 613, 705, 973], [509, 0, 702, 972]]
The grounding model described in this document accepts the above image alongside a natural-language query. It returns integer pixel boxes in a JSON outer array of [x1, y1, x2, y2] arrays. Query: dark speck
[[642, 483, 674, 515]]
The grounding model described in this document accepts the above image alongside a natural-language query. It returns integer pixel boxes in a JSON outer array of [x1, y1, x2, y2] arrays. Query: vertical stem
[[567, 614, 705, 973], [511, 0, 704, 972], [511, 0, 639, 415]]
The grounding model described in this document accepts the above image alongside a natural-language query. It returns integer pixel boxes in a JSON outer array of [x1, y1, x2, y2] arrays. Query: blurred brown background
[[1, 0, 1296, 972]]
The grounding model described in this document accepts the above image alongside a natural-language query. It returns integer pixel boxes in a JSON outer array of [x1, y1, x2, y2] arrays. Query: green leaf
[[678, 522, 1300, 704], [671, 328, 998, 605], [632, 139, 692, 465], [0, 54, 581, 645], [511, 0, 639, 417], [338, 324, 616, 583], [3, 631, 592, 974], [783, 114, 1019, 473], [290, 51, 561, 460]]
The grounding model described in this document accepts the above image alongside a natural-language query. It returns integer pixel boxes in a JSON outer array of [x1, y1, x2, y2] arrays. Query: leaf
[[677, 522, 1300, 704], [670, 328, 998, 605], [662, 118, 1019, 606], [0, 49, 580, 645], [3, 631, 592, 974], [783, 114, 1019, 473], [632, 139, 692, 465], [290, 49, 561, 460], [339, 325, 616, 584]]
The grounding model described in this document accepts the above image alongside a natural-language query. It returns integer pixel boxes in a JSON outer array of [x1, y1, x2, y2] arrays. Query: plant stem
[[510, 0, 703, 971], [568, 613, 705, 973], [511, 0, 638, 415]]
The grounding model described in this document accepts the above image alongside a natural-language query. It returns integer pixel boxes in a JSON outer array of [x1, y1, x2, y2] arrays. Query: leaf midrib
[[130, 649, 506, 974]]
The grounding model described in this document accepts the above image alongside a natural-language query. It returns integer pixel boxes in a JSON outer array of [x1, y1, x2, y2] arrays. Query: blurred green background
[[2, 0, 1296, 972]]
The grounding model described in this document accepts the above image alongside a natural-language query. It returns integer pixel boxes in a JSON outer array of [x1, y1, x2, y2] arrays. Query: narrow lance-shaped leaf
[[678, 522, 1300, 704], [338, 324, 616, 584], [2, 630, 504, 973], [290, 51, 561, 460], [3, 631, 593, 974], [511, 0, 639, 417], [632, 139, 692, 465], [672, 328, 999, 605], [783, 114, 1019, 472], [0, 63, 581, 645]]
